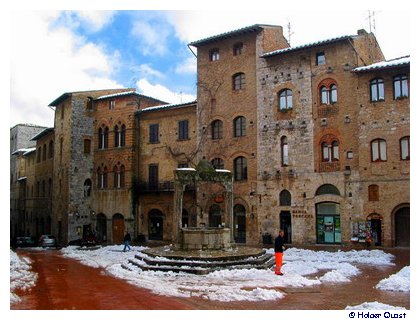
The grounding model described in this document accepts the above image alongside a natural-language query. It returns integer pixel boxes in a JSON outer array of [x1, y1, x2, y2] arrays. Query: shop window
[[316, 202, 341, 244]]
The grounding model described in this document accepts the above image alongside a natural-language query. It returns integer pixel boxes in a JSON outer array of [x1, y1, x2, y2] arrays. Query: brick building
[[10, 24, 409, 247]]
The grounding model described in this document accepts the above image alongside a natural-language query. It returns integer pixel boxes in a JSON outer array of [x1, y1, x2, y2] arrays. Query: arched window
[[320, 83, 338, 104], [371, 138, 387, 162], [281, 136, 288, 166], [234, 156, 247, 181], [211, 120, 223, 140], [114, 164, 125, 188], [370, 78, 385, 101], [315, 184, 340, 196], [400, 136, 410, 160], [233, 73, 245, 90], [97, 166, 108, 189], [279, 89, 293, 110], [279, 190, 291, 206], [211, 158, 224, 169], [98, 126, 109, 149], [42, 144, 47, 161], [234, 116, 246, 137], [393, 74, 409, 99], [320, 135, 339, 162], [114, 124, 126, 147]]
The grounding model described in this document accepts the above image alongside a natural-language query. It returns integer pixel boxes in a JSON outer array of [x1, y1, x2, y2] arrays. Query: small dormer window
[[210, 48, 220, 61], [316, 52, 326, 66]]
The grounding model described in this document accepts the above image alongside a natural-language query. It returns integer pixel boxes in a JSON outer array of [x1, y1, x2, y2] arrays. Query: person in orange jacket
[[274, 230, 285, 275]]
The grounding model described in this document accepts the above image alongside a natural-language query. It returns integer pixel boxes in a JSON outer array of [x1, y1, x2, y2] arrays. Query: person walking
[[274, 229, 285, 275], [123, 231, 131, 252]]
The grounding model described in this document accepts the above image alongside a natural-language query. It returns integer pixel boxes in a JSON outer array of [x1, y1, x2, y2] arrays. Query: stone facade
[[10, 124, 47, 239], [11, 24, 409, 248]]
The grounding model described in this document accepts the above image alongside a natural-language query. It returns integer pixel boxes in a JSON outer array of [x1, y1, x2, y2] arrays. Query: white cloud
[[174, 56, 196, 75], [75, 11, 116, 32], [10, 11, 122, 127], [136, 78, 195, 104], [130, 20, 170, 56], [134, 64, 165, 79]]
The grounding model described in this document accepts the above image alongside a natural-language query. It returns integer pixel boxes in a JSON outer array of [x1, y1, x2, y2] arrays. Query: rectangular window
[[149, 124, 159, 143], [109, 100, 115, 110], [83, 139, 91, 154], [178, 120, 189, 140], [316, 52, 326, 66], [400, 137, 410, 160]]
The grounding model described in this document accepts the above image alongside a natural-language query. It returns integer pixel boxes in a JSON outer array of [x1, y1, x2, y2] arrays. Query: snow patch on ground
[[376, 266, 410, 292], [59, 245, 399, 303], [10, 250, 38, 304]]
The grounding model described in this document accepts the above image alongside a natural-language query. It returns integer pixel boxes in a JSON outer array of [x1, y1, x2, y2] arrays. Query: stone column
[[173, 179, 184, 247]]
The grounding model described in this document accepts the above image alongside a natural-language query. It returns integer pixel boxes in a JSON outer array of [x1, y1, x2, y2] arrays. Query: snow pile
[[10, 250, 38, 304], [376, 266, 410, 292], [60, 245, 397, 302], [345, 301, 406, 310]]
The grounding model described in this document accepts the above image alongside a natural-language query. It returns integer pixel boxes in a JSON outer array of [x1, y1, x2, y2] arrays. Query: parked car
[[39, 234, 57, 248], [12, 236, 36, 248]]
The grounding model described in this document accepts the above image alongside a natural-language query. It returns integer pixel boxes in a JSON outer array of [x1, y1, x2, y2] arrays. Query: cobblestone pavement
[[11, 246, 410, 310]]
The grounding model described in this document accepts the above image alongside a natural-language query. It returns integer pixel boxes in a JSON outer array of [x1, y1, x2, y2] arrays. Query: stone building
[[135, 101, 197, 242], [10, 24, 409, 248], [47, 89, 165, 245], [352, 56, 410, 246], [10, 124, 47, 239], [189, 24, 290, 245]]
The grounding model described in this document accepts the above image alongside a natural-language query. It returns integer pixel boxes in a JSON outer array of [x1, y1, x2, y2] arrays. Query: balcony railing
[[136, 181, 195, 194]]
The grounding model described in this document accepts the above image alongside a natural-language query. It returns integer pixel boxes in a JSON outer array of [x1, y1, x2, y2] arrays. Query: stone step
[[128, 257, 275, 275], [136, 253, 274, 269]]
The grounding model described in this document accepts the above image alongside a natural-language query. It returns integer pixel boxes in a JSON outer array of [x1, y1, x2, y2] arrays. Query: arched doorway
[[112, 213, 125, 244], [148, 209, 164, 240], [234, 204, 246, 243], [395, 206, 410, 247], [367, 213, 382, 246], [280, 211, 292, 244], [316, 202, 341, 244], [96, 213, 107, 243]]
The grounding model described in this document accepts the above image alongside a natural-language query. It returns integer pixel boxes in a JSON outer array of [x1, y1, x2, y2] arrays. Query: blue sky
[[8, 7, 411, 127]]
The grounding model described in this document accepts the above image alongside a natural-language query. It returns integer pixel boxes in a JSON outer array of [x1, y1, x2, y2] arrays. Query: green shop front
[[316, 202, 341, 244]]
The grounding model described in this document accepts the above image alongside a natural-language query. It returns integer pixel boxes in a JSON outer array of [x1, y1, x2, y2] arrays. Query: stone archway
[[96, 213, 107, 243], [394, 206, 410, 247]]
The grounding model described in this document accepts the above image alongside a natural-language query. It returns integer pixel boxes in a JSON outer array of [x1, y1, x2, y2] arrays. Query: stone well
[[181, 227, 231, 250]]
